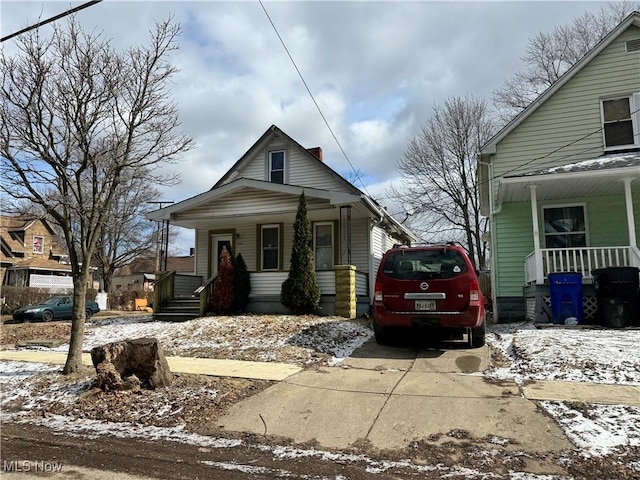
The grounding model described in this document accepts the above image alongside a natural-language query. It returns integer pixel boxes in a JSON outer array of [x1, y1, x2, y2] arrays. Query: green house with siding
[[478, 12, 640, 322]]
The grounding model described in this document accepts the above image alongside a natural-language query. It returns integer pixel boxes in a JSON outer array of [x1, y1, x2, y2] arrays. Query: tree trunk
[[102, 270, 113, 294], [63, 275, 89, 374]]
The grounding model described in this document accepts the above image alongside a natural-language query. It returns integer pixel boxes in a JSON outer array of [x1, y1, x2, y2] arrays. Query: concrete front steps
[[153, 297, 200, 322]]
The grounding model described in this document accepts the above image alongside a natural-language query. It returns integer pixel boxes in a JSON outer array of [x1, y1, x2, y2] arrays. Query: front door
[[210, 234, 233, 277]]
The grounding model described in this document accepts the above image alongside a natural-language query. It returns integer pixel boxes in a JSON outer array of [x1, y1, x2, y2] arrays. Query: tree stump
[[91, 337, 173, 391]]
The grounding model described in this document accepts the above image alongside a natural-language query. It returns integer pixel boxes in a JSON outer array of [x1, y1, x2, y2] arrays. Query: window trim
[[267, 150, 286, 184], [313, 221, 335, 270], [258, 224, 282, 271], [33, 235, 44, 254], [542, 203, 589, 249], [600, 93, 640, 151]]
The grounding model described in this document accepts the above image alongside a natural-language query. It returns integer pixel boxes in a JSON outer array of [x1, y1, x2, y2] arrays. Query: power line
[[1, 0, 103, 43], [483, 104, 640, 186], [258, 0, 372, 197]]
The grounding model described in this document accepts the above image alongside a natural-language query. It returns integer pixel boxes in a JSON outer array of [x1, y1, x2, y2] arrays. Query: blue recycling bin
[[548, 272, 584, 324]]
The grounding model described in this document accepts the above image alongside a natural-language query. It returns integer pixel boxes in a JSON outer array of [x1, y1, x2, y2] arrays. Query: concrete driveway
[[217, 340, 572, 453]]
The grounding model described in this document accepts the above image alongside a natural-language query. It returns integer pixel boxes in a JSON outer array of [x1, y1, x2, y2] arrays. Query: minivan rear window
[[382, 249, 468, 280]]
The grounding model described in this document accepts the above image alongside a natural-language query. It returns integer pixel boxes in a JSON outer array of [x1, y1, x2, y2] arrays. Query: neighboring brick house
[[111, 254, 195, 293], [0, 214, 73, 290]]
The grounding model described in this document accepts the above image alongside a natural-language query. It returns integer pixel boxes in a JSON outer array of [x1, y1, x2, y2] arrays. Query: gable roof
[[147, 125, 417, 243], [0, 214, 62, 258], [116, 255, 195, 275], [481, 11, 640, 156], [214, 124, 361, 195]]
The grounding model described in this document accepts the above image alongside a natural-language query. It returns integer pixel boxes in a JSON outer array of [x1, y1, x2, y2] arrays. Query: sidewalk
[[2, 345, 640, 456], [1, 348, 638, 404], [0, 350, 301, 381]]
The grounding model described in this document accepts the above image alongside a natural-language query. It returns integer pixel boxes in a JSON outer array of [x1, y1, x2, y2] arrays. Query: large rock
[[91, 337, 173, 391]]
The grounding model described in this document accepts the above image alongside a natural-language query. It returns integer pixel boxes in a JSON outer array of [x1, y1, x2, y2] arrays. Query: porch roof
[[146, 177, 417, 243], [498, 152, 640, 204]]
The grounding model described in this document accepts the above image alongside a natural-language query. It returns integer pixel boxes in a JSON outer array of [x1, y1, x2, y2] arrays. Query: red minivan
[[372, 244, 486, 347]]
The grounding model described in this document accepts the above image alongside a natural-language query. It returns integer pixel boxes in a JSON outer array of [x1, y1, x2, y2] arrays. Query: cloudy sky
[[1, 0, 617, 252]]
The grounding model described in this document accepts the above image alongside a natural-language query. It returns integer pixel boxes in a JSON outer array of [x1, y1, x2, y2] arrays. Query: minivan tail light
[[469, 278, 480, 305], [374, 281, 383, 302]]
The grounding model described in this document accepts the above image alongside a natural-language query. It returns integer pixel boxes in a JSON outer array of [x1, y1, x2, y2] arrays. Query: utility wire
[[258, 0, 372, 197], [483, 104, 640, 185], [1, 0, 103, 42]]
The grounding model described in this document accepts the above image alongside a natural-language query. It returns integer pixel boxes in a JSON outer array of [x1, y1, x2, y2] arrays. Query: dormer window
[[269, 150, 285, 184], [601, 93, 640, 149], [33, 235, 44, 254]]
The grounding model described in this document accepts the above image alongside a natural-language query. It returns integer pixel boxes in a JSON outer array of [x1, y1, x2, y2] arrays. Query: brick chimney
[[306, 147, 323, 162]]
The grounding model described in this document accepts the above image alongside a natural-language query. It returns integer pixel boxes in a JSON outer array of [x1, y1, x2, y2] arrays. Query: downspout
[[478, 156, 502, 322], [528, 185, 543, 284], [622, 177, 640, 268], [622, 177, 637, 247]]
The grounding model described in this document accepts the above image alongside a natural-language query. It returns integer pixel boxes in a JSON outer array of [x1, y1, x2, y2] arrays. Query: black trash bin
[[548, 272, 583, 324], [592, 267, 640, 328]]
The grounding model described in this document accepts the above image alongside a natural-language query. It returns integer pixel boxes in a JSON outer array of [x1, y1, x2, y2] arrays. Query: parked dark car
[[12, 295, 100, 322], [372, 244, 486, 347]]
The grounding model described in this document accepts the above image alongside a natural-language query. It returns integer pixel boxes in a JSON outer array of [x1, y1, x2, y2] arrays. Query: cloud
[[1, 0, 612, 252]]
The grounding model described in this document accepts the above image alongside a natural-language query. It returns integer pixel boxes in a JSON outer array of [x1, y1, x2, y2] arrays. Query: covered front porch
[[500, 154, 640, 322], [147, 178, 414, 320], [151, 267, 372, 321]]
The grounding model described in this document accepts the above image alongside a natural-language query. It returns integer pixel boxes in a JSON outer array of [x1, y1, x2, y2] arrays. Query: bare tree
[[494, 1, 638, 122], [94, 172, 162, 293], [0, 17, 193, 374], [388, 95, 494, 270]]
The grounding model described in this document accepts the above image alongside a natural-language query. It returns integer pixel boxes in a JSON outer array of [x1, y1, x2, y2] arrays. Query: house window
[[314, 222, 333, 270], [543, 205, 586, 248], [261, 225, 280, 270], [33, 235, 44, 254], [601, 94, 639, 148], [269, 151, 285, 184]]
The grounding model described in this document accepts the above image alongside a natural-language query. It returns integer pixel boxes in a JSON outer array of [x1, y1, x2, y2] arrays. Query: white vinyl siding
[[195, 229, 209, 278], [349, 218, 372, 273], [221, 139, 353, 193], [248, 271, 336, 296], [250, 272, 287, 295]]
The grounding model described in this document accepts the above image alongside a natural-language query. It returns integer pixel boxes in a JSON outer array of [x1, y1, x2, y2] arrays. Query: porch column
[[334, 265, 356, 319], [623, 177, 637, 247], [528, 185, 544, 284]]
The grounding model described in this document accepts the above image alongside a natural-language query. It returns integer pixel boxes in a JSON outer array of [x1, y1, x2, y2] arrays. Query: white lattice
[[542, 295, 597, 322], [29, 274, 73, 291], [583, 296, 598, 321], [526, 297, 536, 321]]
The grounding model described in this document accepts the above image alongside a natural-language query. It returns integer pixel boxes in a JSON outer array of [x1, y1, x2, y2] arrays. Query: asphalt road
[[1, 422, 424, 480]]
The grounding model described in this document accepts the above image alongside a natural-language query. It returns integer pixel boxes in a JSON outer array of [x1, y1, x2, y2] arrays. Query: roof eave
[[481, 11, 640, 154]]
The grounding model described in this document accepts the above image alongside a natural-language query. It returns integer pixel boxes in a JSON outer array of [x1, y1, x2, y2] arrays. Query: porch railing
[[153, 271, 175, 311], [194, 274, 216, 316], [525, 246, 637, 284]]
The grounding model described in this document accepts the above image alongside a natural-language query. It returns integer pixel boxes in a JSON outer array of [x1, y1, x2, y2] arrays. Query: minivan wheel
[[469, 320, 486, 348], [373, 320, 393, 345]]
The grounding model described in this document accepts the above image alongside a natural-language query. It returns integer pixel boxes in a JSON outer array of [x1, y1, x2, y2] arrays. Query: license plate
[[415, 300, 436, 311]]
